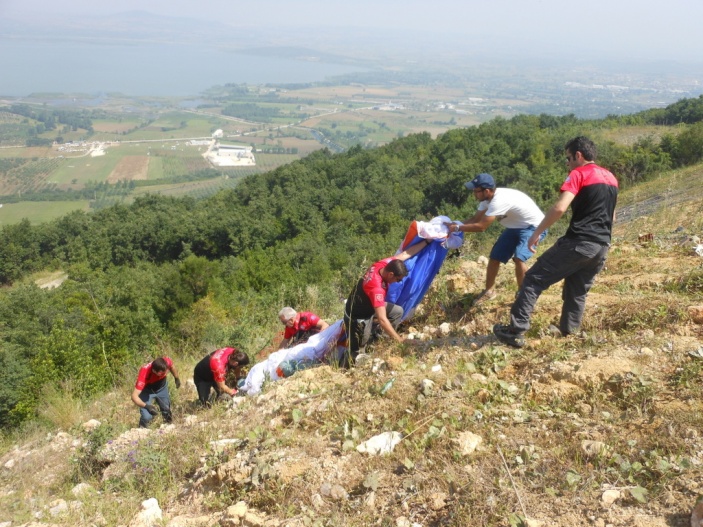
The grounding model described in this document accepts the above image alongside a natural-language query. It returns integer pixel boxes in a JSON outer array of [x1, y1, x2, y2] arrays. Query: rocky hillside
[[2, 166, 703, 527]]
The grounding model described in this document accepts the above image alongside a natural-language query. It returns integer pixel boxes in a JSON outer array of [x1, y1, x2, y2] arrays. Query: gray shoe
[[493, 324, 525, 348], [547, 324, 563, 337], [472, 289, 497, 307]]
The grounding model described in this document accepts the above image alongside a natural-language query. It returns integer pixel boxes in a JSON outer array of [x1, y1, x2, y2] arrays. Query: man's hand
[[145, 403, 159, 416], [527, 232, 541, 253], [174, 378, 181, 389], [444, 222, 460, 233]]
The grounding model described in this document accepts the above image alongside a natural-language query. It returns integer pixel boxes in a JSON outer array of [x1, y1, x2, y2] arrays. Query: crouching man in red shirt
[[342, 239, 431, 367], [131, 357, 181, 428], [193, 347, 250, 406], [278, 307, 330, 349]]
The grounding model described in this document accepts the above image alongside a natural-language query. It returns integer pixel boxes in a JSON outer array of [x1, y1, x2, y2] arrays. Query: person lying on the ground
[[277, 307, 329, 349], [192, 348, 250, 406], [444, 173, 546, 306], [131, 357, 181, 428]]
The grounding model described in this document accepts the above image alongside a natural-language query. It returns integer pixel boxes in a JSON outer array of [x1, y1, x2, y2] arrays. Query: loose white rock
[[601, 489, 620, 506], [454, 431, 483, 456], [82, 419, 101, 431], [129, 497, 162, 527], [356, 432, 403, 455], [581, 440, 609, 458], [71, 482, 94, 497]]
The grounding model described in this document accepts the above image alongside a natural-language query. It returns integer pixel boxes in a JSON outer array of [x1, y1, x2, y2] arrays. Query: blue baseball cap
[[464, 173, 496, 190]]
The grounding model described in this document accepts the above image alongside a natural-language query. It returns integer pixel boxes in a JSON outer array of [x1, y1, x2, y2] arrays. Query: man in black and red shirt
[[494, 136, 618, 347], [342, 239, 431, 366]]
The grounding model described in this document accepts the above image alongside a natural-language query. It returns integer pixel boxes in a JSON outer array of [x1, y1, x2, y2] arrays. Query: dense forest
[[3, 96, 703, 429]]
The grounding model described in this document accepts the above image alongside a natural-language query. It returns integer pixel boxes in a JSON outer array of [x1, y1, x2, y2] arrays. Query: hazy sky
[[3, 0, 703, 62]]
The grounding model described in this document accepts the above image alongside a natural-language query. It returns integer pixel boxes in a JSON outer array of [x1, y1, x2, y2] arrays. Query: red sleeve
[[561, 168, 584, 195], [135, 364, 150, 390], [283, 325, 296, 339]]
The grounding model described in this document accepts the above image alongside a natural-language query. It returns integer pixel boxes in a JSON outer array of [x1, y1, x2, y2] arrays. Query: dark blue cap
[[464, 173, 496, 190]]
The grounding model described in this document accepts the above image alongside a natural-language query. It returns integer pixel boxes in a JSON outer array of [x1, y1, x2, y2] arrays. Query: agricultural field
[[0, 145, 54, 159], [0, 200, 91, 225], [49, 152, 118, 187], [130, 172, 245, 199], [90, 118, 146, 140]]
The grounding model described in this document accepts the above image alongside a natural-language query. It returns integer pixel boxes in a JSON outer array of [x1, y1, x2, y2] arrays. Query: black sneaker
[[493, 324, 525, 348]]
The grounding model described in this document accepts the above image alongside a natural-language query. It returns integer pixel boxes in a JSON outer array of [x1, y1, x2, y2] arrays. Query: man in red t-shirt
[[131, 357, 181, 428], [342, 238, 431, 367], [193, 347, 250, 406], [494, 136, 618, 348], [278, 307, 330, 349]]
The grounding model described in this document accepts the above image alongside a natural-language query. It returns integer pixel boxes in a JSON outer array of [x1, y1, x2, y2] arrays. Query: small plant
[[474, 348, 507, 375], [71, 423, 119, 480], [605, 371, 655, 414]]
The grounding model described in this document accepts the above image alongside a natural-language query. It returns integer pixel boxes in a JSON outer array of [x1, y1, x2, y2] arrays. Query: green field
[[50, 152, 119, 186], [122, 112, 222, 141], [0, 200, 91, 225]]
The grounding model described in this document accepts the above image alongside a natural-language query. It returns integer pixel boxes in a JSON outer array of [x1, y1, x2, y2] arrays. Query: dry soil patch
[[107, 155, 149, 183]]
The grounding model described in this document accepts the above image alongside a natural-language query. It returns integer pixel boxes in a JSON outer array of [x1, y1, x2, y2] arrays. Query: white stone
[[454, 431, 483, 456], [431, 364, 442, 373], [71, 482, 94, 497], [581, 440, 609, 458], [129, 497, 162, 527], [82, 419, 101, 431], [227, 501, 248, 519], [48, 499, 68, 517], [242, 511, 266, 526], [439, 322, 451, 335], [355, 353, 372, 367], [421, 379, 435, 396], [3, 459, 15, 469], [311, 493, 325, 511], [371, 358, 387, 373], [601, 489, 620, 506], [356, 432, 403, 455], [328, 484, 348, 501]]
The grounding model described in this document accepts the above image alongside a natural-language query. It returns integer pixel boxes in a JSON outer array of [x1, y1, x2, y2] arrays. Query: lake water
[[0, 39, 365, 97]]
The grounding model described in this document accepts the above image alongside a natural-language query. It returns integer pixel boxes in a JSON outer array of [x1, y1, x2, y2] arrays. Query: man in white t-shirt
[[445, 173, 546, 306]]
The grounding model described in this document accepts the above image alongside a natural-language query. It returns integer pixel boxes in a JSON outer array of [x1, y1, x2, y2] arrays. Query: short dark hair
[[385, 259, 409, 278], [565, 136, 597, 162], [152, 357, 168, 372], [229, 351, 250, 366]]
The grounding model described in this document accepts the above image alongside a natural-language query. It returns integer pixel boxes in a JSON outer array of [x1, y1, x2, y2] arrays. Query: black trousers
[[341, 302, 404, 367]]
